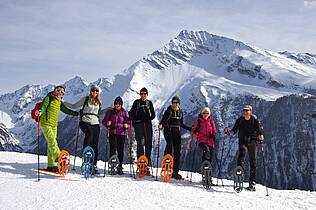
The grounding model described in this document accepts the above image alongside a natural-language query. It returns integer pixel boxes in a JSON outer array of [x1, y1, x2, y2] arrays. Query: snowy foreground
[[0, 152, 315, 210]]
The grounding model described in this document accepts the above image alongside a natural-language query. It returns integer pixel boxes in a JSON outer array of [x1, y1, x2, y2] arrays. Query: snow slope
[[0, 152, 315, 210]]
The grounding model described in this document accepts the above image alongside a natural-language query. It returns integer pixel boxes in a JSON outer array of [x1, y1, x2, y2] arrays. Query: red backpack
[[31, 101, 43, 122], [31, 94, 53, 122]]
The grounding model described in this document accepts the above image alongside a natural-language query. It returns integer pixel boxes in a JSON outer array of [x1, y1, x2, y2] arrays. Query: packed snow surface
[[0, 152, 315, 210]]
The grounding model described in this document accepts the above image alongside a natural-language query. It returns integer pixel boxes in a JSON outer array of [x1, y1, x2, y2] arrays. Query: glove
[[258, 135, 264, 144], [35, 110, 41, 117], [210, 134, 215, 140], [224, 127, 230, 135]]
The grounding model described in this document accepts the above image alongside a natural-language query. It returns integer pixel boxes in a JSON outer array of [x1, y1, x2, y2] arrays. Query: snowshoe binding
[[233, 166, 244, 193], [160, 154, 174, 182], [136, 155, 148, 177], [108, 155, 120, 175], [201, 160, 212, 189], [57, 150, 70, 176], [81, 146, 95, 179]]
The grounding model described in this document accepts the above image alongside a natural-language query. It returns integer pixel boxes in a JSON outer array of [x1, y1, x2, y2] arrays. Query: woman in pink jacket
[[192, 107, 217, 166]]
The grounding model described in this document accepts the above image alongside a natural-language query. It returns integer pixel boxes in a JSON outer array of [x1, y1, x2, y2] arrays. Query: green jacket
[[40, 92, 78, 127]]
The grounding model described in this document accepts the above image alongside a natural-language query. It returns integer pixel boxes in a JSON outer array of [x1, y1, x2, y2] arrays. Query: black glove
[[210, 134, 215, 140]]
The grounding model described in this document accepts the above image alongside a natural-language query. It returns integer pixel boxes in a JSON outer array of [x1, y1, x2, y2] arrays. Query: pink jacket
[[192, 114, 217, 147]]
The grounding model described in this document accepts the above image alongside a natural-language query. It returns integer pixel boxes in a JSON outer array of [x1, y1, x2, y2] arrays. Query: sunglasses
[[140, 92, 147, 95], [243, 109, 251, 112], [172, 101, 179, 104], [202, 112, 210, 115], [91, 89, 99, 92], [56, 88, 65, 95]]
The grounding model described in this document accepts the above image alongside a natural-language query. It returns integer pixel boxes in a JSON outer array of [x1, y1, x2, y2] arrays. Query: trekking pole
[[261, 143, 269, 196], [216, 134, 226, 187], [155, 128, 161, 181], [189, 137, 196, 184], [186, 137, 194, 178], [37, 118, 40, 181], [72, 116, 80, 171], [104, 127, 110, 177], [129, 127, 135, 179]]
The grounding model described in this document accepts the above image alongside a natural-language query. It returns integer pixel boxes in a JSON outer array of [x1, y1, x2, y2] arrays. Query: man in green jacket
[[36, 85, 78, 172]]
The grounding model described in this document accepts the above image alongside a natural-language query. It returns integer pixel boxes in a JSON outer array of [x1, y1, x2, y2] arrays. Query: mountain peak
[[142, 30, 253, 70]]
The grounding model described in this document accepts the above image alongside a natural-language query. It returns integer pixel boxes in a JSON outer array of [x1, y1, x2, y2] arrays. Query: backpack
[[31, 102, 43, 122], [79, 96, 102, 120], [135, 99, 152, 118], [31, 94, 53, 122], [194, 116, 215, 135]]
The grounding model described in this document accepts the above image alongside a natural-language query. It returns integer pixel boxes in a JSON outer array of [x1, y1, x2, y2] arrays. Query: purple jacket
[[102, 108, 131, 136]]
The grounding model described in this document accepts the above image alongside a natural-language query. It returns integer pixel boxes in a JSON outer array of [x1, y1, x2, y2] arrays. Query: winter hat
[[140, 87, 148, 94], [201, 107, 211, 114], [90, 84, 100, 92], [243, 104, 252, 111], [114, 96, 123, 105], [171, 95, 181, 104]]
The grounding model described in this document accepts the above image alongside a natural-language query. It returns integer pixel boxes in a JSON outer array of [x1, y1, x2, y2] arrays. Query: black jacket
[[231, 115, 264, 142], [128, 99, 155, 123], [159, 106, 191, 131]]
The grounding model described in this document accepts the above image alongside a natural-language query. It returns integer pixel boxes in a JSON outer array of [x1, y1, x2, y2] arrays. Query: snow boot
[[246, 181, 256, 191], [172, 172, 183, 180], [47, 166, 58, 172]]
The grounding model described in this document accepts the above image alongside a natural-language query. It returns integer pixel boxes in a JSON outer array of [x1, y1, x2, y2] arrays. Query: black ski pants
[[79, 122, 100, 166], [133, 122, 153, 162], [198, 142, 215, 166], [109, 134, 126, 167], [163, 127, 181, 173], [237, 139, 257, 183]]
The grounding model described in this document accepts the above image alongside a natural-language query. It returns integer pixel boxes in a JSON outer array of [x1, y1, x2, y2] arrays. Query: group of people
[[37, 85, 264, 190]]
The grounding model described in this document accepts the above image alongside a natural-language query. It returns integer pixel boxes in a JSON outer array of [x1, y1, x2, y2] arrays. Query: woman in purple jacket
[[102, 96, 130, 175]]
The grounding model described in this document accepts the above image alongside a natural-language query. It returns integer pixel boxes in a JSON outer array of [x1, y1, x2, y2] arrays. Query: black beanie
[[140, 87, 148, 94], [114, 96, 123, 105], [172, 95, 181, 104], [54, 85, 65, 91]]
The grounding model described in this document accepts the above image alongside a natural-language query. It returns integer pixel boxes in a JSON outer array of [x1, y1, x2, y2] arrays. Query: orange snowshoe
[[136, 155, 148, 177], [57, 150, 70, 176], [160, 154, 174, 182]]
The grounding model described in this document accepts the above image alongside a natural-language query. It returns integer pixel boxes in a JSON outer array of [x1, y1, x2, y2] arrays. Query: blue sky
[[0, 0, 315, 94]]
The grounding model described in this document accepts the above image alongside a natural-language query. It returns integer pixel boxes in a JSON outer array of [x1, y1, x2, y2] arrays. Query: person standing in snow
[[102, 96, 130, 175], [192, 107, 217, 184], [158, 95, 192, 180], [36, 85, 78, 172], [64, 85, 107, 174], [224, 105, 264, 191], [128, 87, 155, 175]]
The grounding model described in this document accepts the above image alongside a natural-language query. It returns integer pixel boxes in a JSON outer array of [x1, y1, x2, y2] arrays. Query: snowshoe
[[160, 154, 174, 182], [136, 155, 148, 177], [245, 182, 256, 191], [233, 166, 244, 193], [81, 146, 95, 179], [57, 150, 70, 176], [201, 160, 212, 189], [108, 155, 120, 175]]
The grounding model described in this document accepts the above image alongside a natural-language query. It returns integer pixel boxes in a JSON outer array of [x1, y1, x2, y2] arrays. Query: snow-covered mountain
[[0, 30, 315, 191]]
